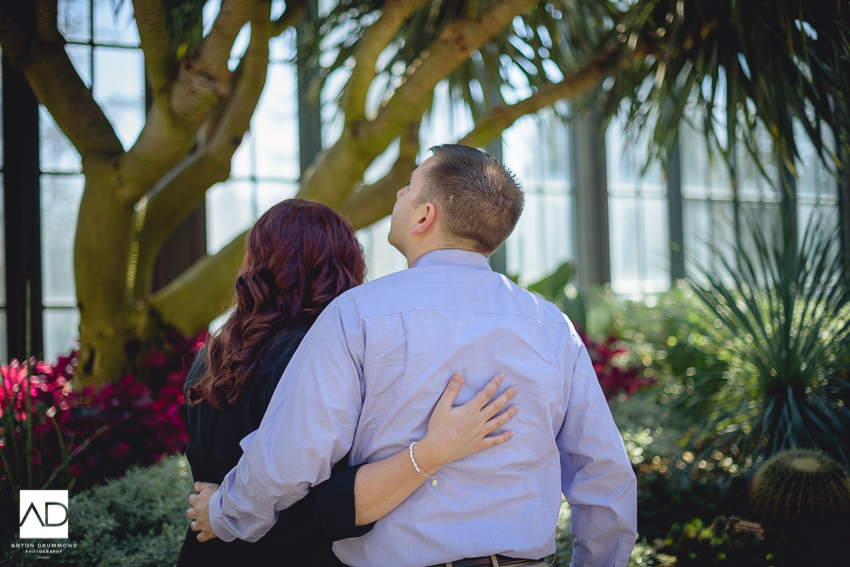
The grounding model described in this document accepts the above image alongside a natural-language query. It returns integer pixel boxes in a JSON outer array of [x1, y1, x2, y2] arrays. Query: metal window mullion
[[89, 0, 95, 87], [780, 154, 798, 246], [731, 185, 742, 272], [573, 108, 610, 296], [296, 23, 322, 179], [667, 135, 685, 281], [3, 45, 44, 360], [839, 128, 850, 265], [636, 192, 646, 293], [67, 40, 138, 49]]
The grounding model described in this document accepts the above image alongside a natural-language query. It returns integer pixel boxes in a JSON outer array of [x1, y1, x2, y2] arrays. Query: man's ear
[[410, 202, 436, 235]]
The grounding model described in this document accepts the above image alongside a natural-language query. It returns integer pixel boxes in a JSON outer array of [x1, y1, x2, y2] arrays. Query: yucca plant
[[671, 212, 850, 468]]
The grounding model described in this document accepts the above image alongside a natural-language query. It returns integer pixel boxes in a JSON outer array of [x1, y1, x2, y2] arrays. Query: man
[[190, 144, 637, 566]]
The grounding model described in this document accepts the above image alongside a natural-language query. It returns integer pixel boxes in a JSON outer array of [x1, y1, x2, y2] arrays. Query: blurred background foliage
[[671, 211, 850, 468], [551, 209, 848, 564], [297, 0, 850, 178], [5, 456, 195, 567], [149, 0, 850, 177]]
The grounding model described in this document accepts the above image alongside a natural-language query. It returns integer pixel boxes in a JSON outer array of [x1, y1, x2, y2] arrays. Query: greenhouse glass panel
[[65, 44, 93, 88], [606, 112, 668, 294], [206, 180, 255, 255], [93, 47, 145, 150], [58, 0, 91, 43], [43, 308, 80, 364], [257, 182, 299, 214], [254, 64, 299, 180], [93, 0, 139, 45], [40, 175, 85, 305], [40, 106, 82, 173]]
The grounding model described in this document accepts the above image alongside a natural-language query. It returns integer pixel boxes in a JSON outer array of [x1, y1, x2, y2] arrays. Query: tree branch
[[205, 9, 271, 155], [340, 119, 421, 229], [131, 9, 271, 297], [298, 0, 535, 207], [0, 6, 124, 158], [197, 0, 257, 79], [149, 231, 247, 336], [118, 103, 203, 205], [132, 0, 176, 96], [459, 48, 615, 148], [120, 0, 266, 203], [271, 0, 306, 37], [368, 0, 537, 143], [35, 0, 61, 42], [342, 0, 430, 124]]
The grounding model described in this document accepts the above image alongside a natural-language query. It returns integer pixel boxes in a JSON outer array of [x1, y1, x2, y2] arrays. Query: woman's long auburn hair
[[187, 199, 366, 410]]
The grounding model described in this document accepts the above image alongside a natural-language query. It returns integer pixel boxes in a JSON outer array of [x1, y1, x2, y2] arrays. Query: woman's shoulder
[[190, 324, 308, 373], [184, 325, 310, 404], [265, 323, 309, 353], [247, 325, 311, 411], [258, 325, 310, 374], [183, 346, 209, 393]]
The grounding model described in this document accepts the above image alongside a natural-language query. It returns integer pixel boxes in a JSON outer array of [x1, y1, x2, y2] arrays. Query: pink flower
[[2, 330, 205, 492]]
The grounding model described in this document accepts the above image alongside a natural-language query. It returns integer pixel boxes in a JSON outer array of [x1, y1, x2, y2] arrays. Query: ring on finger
[[191, 520, 200, 532]]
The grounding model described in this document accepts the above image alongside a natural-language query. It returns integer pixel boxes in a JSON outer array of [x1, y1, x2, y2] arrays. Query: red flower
[[2, 329, 205, 493], [575, 326, 654, 401]]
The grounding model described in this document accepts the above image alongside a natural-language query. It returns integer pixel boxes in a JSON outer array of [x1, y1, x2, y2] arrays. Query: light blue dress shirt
[[209, 249, 637, 567]]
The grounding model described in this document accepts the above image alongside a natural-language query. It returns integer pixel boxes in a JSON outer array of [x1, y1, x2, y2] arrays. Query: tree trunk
[[73, 160, 140, 387]]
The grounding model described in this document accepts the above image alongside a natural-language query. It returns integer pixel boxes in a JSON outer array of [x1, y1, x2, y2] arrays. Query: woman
[[178, 199, 517, 566]]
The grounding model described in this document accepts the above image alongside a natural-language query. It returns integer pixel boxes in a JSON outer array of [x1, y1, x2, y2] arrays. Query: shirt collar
[[411, 249, 492, 271]]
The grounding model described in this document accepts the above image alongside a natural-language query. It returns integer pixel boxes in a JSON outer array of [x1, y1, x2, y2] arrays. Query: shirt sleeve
[[209, 301, 365, 542], [556, 319, 638, 567], [265, 461, 374, 546]]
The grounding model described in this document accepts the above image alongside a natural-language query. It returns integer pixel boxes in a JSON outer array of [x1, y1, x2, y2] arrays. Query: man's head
[[388, 144, 524, 265]]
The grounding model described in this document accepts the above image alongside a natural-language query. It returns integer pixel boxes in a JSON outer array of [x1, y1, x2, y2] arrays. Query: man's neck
[[404, 242, 482, 268]]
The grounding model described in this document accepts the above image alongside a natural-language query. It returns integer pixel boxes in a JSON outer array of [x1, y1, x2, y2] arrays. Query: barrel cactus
[[749, 449, 850, 523]]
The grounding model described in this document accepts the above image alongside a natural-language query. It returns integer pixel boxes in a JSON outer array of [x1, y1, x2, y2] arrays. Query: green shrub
[[548, 499, 575, 567], [671, 213, 850, 468], [608, 385, 748, 541], [654, 513, 848, 567], [548, 501, 665, 567], [586, 283, 728, 385], [636, 465, 753, 543], [655, 516, 770, 567], [609, 385, 687, 468], [5, 455, 194, 567]]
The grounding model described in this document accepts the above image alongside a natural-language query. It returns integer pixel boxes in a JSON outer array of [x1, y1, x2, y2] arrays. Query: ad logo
[[19, 490, 69, 539]]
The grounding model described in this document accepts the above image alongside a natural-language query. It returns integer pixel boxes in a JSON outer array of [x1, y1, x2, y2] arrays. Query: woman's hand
[[352, 373, 517, 526], [412, 373, 518, 475], [187, 482, 220, 542]]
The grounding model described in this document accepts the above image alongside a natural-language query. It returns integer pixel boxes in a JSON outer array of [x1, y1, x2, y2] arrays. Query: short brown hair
[[419, 144, 524, 255]]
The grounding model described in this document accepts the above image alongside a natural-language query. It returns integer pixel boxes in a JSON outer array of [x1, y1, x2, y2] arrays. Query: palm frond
[[675, 209, 850, 468], [300, 0, 619, 119], [604, 0, 850, 182], [111, 0, 208, 56]]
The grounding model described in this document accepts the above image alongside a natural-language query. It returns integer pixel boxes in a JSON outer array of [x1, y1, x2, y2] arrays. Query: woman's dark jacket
[[177, 327, 371, 567]]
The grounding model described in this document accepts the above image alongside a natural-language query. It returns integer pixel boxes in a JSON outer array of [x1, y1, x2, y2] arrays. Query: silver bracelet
[[409, 441, 438, 486]]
